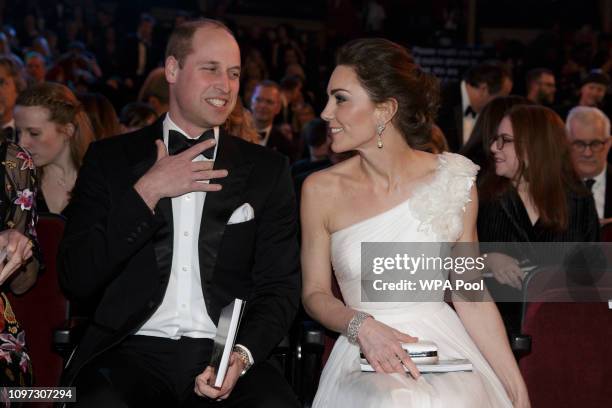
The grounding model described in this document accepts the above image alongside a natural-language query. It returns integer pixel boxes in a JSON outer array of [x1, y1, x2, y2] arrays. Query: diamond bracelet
[[346, 311, 373, 345]]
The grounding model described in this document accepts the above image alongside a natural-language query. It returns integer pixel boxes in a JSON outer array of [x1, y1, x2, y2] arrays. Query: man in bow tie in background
[[59, 19, 300, 408], [437, 62, 513, 152]]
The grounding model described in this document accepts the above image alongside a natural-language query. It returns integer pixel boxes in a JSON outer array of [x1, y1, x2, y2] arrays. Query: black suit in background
[[437, 82, 464, 153], [604, 166, 612, 218], [58, 117, 300, 407]]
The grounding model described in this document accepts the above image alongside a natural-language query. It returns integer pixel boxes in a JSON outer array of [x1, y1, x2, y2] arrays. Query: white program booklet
[[210, 299, 246, 387], [360, 358, 473, 373]]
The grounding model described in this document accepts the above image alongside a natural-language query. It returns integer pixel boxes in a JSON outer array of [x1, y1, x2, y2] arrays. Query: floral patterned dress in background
[[0, 140, 37, 388]]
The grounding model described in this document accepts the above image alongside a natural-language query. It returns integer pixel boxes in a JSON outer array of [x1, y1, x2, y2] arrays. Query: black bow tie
[[168, 129, 215, 159], [464, 106, 477, 118]]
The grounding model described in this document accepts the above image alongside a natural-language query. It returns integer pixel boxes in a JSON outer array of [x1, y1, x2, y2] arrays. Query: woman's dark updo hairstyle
[[335, 38, 439, 149]]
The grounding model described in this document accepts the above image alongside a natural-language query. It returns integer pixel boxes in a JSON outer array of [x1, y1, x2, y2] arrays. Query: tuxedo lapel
[[126, 117, 174, 278], [199, 130, 253, 284]]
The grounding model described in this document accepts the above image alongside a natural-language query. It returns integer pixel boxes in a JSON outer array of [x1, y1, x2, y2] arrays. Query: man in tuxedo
[[250, 80, 299, 161], [566, 106, 612, 221], [121, 13, 160, 92], [0, 55, 26, 143], [438, 62, 513, 152], [59, 19, 300, 407]]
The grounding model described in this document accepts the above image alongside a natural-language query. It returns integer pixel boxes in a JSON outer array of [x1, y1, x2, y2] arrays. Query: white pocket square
[[227, 203, 254, 225]]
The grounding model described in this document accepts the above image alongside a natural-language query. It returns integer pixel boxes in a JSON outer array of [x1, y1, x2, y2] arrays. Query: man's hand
[[0, 229, 33, 285], [134, 139, 229, 210], [194, 352, 246, 400]]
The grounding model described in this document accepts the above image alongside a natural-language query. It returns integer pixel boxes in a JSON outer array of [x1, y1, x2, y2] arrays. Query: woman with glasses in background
[[477, 104, 599, 334]]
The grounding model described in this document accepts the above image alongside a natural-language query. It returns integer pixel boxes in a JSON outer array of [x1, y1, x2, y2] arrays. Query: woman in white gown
[[301, 38, 530, 407]]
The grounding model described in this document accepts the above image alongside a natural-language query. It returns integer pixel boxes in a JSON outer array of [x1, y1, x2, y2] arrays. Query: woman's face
[[320, 65, 379, 153], [15, 105, 70, 167], [490, 116, 520, 180]]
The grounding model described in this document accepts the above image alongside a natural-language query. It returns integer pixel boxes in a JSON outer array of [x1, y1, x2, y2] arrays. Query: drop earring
[[376, 124, 385, 148]]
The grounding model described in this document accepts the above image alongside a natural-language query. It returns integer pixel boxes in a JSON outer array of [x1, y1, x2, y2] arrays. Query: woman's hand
[[486, 252, 524, 289], [357, 317, 420, 378], [0, 229, 33, 285]]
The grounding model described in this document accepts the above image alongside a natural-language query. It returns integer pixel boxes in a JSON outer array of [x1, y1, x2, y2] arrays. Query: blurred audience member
[[0, 55, 26, 143], [566, 106, 612, 221], [46, 41, 102, 91], [225, 99, 259, 143], [121, 13, 159, 91], [78, 92, 120, 139], [251, 80, 298, 160], [137, 67, 169, 116], [119, 102, 158, 133], [428, 125, 450, 154], [278, 75, 303, 127], [525, 68, 556, 105], [24, 51, 47, 85], [0, 143, 38, 390], [460, 96, 532, 169], [438, 62, 513, 152], [16, 82, 95, 214], [478, 105, 599, 333], [578, 71, 609, 108]]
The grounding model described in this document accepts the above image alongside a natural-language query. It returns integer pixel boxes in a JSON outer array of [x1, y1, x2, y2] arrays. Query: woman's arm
[[454, 186, 530, 407], [300, 173, 419, 376], [3, 144, 39, 294]]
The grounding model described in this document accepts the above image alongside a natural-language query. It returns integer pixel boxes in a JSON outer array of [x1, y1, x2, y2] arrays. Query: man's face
[[251, 85, 281, 126], [166, 26, 241, 132], [0, 66, 18, 120], [568, 118, 611, 178], [580, 83, 607, 106], [536, 73, 556, 104], [476, 77, 513, 113], [26, 56, 46, 82]]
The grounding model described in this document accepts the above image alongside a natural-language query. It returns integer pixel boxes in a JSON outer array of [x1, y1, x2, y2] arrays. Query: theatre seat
[[6, 213, 67, 400], [519, 265, 612, 407]]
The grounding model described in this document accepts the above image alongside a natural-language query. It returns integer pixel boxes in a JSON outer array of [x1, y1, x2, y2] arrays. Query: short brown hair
[[165, 19, 234, 68]]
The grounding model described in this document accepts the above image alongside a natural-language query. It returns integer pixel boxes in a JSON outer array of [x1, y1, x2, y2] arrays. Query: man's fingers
[[191, 161, 215, 172], [182, 138, 217, 160], [192, 169, 229, 182], [155, 140, 168, 161], [191, 182, 223, 192]]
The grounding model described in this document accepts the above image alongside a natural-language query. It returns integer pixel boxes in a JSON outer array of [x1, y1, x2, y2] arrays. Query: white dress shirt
[[587, 166, 606, 219], [256, 124, 272, 147], [137, 113, 218, 339], [460, 80, 477, 145]]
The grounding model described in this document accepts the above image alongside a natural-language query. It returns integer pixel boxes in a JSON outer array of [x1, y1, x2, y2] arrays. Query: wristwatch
[[233, 345, 252, 376]]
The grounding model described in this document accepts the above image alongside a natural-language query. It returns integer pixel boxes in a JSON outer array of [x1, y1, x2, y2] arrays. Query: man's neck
[[167, 111, 209, 138], [464, 84, 481, 113], [254, 120, 272, 132]]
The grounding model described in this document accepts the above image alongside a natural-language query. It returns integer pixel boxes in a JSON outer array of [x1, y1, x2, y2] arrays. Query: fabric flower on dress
[[409, 153, 479, 242], [13, 188, 34, 211], [16, 152, 34, 171], [0, 331, 29, 372]]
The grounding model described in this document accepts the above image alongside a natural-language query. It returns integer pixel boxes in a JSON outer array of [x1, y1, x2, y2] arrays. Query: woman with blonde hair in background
[[16, 82, 95, 214]]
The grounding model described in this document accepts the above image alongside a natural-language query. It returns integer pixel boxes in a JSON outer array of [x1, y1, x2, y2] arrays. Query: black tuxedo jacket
[[437, 82, 464, 153], [604, 166, 612, 218], [58, 118, 300, 384]]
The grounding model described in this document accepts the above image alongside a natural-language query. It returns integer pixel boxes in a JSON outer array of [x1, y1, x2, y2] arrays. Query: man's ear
[[165, 56, 179, 84], [375, 97, 398, 126]]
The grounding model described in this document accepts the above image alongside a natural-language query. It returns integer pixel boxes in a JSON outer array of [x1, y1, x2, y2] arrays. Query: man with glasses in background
[[566, 106, 612, 224]]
